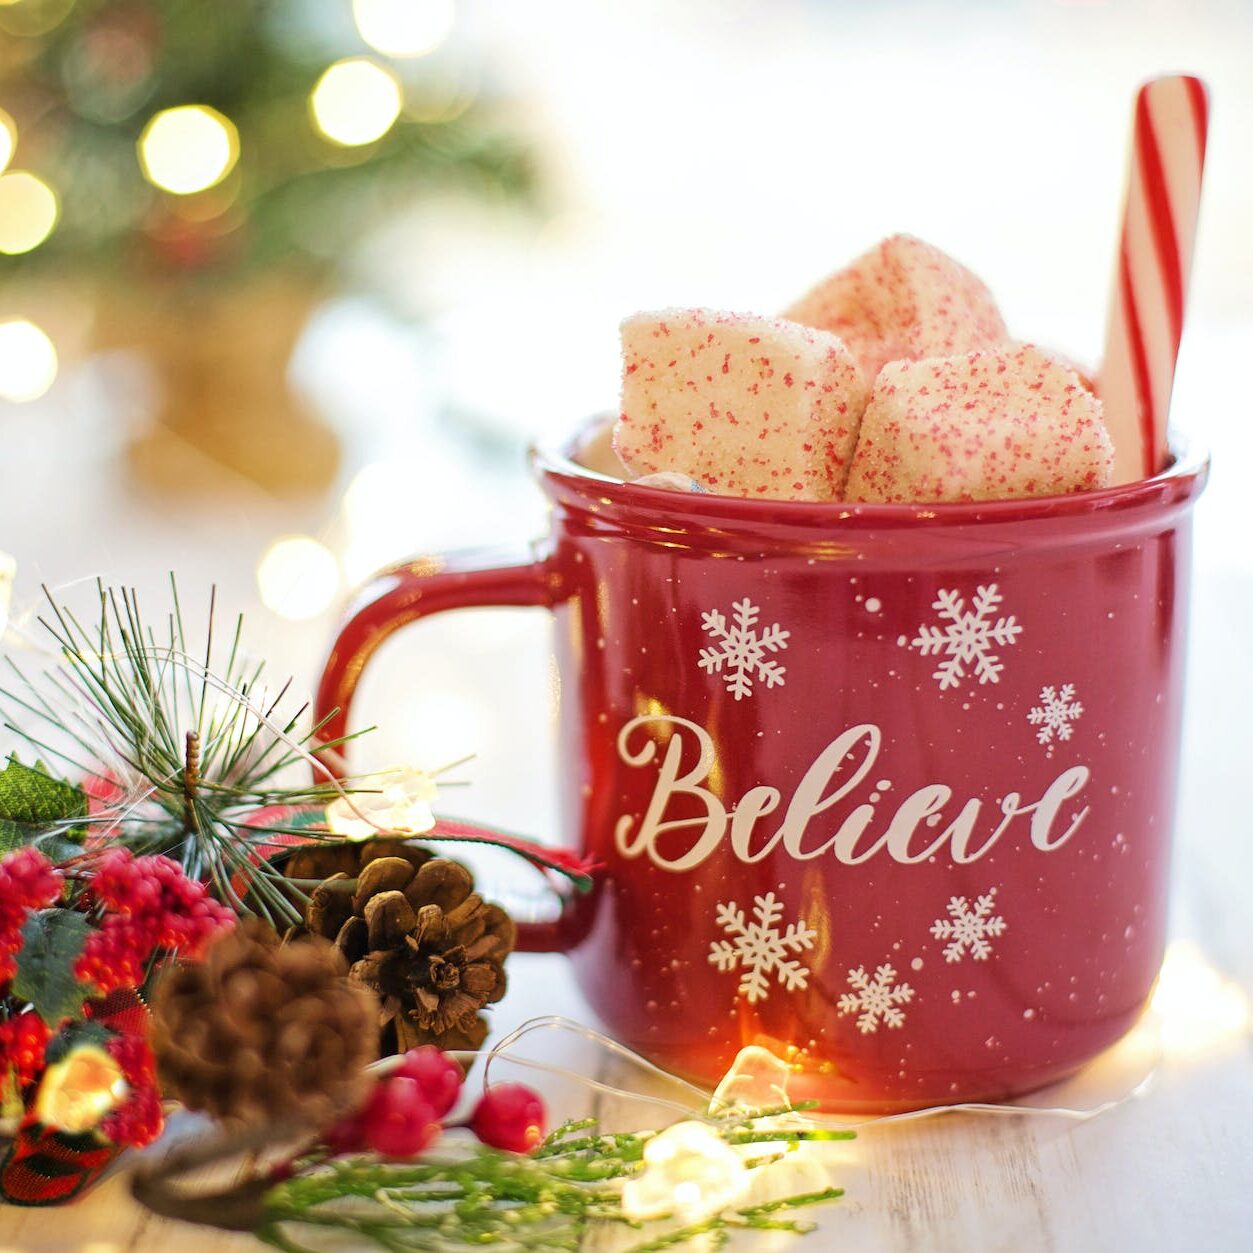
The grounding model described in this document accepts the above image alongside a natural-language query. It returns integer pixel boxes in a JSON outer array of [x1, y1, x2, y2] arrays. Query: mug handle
[[313, 546, 579, 954]]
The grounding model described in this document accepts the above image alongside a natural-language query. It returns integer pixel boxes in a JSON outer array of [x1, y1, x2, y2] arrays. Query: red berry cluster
[[0, 1009, 51, 1092], [100, 1032, 163, 1148], [75, 850, 235, 994], [0, 849, 62, 981], [323, 1047, 548, 1161]]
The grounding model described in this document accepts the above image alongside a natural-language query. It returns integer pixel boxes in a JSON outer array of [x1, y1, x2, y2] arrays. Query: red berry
[[362, 1077, 440, 1159], [100, 1031, 164, 1148], [0, 848, 60, 916], [392, 1047, 463, 1118], [74, 851, 235, 995], [471, 1084, 547, 1154], [0, 1011, 51, 1091]]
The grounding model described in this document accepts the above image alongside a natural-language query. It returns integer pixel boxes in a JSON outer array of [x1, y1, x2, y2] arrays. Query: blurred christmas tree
[[0, 0, 538, 493]]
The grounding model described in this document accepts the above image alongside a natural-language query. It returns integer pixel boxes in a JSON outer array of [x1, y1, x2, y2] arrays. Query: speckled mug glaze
[[316, 425, 1208, 1112]]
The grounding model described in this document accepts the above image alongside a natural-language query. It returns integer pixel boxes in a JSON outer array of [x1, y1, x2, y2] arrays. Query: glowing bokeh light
[[310, 58, 402, 147], [1151, 940, 1252, 1058], [0, 110, 15, 174], [353, 0, 455, 58], [138, 105, 239, 195], [0, 320, 58, 402], [256, 535, 340, 621], [0, 170, 58, 254]]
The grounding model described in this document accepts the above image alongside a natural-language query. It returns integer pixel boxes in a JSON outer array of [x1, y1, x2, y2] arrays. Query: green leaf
[[12, 909, 93, 1028], [29, 831, 89, 864], [0, 757, 88, 857]]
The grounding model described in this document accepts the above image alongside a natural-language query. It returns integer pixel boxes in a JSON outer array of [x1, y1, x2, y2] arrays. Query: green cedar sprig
[[256, 1108, 852, 1251]]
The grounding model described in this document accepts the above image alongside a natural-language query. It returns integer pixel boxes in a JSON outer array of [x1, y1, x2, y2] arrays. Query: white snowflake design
[[837, 964, 915, 1034], [908, 584, 1022, 690], [708, 892, 816, 1004], [1027, 683, 1084, 749], [698, 597, 789, 701], [930, 889, 1007, 963]]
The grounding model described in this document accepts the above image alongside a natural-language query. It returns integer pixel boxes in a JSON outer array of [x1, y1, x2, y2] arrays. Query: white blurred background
[[0, 1, 1249, 926]]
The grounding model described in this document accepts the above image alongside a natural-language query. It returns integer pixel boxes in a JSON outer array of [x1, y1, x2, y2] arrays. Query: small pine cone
[[152, 921, 376, 1128], [303, 855, 515, 1056]]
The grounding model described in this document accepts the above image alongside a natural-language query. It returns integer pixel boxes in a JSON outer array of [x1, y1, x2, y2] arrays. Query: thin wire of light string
[[482, 1015, 712, 1119], [466, 1015, 1161, 1130]]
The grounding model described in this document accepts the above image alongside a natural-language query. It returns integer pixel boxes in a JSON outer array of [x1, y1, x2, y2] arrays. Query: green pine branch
[[0, 577, 371, 927]]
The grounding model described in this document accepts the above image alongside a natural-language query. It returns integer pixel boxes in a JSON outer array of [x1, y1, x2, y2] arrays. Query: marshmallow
[[573, 420, 631, 479], [784, 235, 1008, 380], [844, 345, 1114, 503], [614, 310, 869, 501]]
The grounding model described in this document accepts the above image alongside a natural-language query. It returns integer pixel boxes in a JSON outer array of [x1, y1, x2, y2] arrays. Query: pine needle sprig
[[250, 1107, 849, 1252], [0, 578, 371, 926]]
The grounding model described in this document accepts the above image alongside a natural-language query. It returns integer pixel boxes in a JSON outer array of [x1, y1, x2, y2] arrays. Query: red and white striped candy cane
[[1101, 75, 1209, 484]]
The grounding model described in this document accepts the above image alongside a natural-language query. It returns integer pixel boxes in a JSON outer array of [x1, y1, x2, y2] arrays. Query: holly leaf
[[0, 757, 88, 857], [12, 909, 93, 1028], [28, 831, 89, 864]]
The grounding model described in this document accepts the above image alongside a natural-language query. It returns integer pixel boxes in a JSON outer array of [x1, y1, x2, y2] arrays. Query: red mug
[[316, 422, 1208, 1113]]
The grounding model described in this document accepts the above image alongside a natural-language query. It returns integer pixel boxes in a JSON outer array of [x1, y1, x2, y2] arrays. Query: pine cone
[[277, 837, 432, 918], [303, 855, 515, 1055], [152, 922, 376, 1128], [282, 837, 433, 887]]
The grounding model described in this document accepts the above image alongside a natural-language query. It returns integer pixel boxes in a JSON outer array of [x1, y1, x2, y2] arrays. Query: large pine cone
[[152, 922, 376, 1128], [303, 853, 515, 1054], [282, 837, 433, 886]]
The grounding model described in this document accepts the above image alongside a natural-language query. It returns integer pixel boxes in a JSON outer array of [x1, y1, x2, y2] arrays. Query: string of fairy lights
[[0, 0, 461, 405]]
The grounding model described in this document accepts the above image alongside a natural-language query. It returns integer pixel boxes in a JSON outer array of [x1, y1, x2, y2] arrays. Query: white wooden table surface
[[0, 348, 1250, 1251]]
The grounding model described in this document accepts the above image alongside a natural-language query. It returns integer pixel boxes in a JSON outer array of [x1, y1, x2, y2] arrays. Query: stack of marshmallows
[[608, 235, 1114, 503]]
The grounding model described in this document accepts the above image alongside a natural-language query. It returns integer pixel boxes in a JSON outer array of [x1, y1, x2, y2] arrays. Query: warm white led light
[[353, 0, 455, 58], [138, 105, 239, 195], [256, 535, 340, 621], [310, 58, 403, 147], [0, 110, 15, 174], [0, 319, 58, 402], [622, 1120, 748, 1222], [0, 170, 58, 254], [326, 767, 439, 840], [1151, 940, 1252, 1058]]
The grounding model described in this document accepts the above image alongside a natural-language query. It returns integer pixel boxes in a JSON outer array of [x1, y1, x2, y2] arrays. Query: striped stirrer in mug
[[1101, 75, 1209, 484]]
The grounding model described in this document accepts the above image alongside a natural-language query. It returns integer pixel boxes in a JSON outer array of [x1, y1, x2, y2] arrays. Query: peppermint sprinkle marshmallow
[[614, 310, 869, 501], [784, 234, 1009, 382], [845, 345, 1114, 504]]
